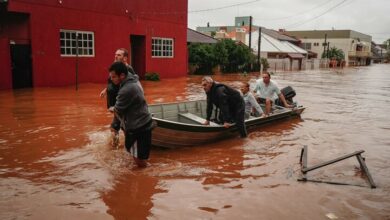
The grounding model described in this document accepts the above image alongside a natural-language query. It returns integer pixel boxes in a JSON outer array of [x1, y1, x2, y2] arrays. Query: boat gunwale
[[151, 103, 305, 133]]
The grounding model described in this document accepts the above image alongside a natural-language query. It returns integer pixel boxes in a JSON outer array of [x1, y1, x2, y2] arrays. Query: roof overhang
[[287, 53, 305, 59]]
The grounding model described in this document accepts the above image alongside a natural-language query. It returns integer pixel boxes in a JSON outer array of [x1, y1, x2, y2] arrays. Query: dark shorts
[[257, 97, 273, 104], [124, 121, 153, 160]]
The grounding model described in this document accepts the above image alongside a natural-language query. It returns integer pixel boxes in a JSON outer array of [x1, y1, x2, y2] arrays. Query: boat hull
[[149, 100, 304, 148]]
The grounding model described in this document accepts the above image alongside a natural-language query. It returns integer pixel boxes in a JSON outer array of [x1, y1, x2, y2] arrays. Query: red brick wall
[[0, 0, 187, 88]]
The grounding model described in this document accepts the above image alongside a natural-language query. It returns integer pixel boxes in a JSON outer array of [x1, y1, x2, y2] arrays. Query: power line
[[285, 0, 351, 29], [257, 0, 337, 21], [367, 33, 390, 35], [189, 0, 262, 13], [136, 0, 262, 15]]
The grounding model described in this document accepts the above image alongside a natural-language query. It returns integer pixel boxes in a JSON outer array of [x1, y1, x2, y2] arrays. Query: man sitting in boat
[[254, 72, 292, 116], [201, 76, 247, 138], [240, 82, 266, 119]]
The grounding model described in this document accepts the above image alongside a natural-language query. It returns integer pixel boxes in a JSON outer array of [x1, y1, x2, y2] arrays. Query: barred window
[[60, 30, 94, 57], [152, 37, 173, 58], [302, 42, 311, 50]]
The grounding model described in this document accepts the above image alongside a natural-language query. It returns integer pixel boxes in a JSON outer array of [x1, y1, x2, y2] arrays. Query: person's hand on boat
[[203, 120, 210, 125], [100, 88, 107, 98], [223, 122, 232, 128], [108, 106, 115, 112]]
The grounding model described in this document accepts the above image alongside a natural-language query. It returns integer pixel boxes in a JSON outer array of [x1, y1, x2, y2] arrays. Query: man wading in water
[[108, 61, 152, 168], [100, 48, 143, 147]]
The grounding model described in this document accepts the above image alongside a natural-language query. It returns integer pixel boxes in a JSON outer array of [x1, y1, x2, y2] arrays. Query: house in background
[[196, 16, 307, 71], [0, 0, 188, 89], [284, 30, 372, 66], [371, 42, 388, 63]]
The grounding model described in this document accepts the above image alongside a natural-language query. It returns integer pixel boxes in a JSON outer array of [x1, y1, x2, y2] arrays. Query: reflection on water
[[1, 65, 390, 219]]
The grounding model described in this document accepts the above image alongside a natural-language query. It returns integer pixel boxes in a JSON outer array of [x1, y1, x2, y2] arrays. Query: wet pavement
[[1, 64, 390, 219]]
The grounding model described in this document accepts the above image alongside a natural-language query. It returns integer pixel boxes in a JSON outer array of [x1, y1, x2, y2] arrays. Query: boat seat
[[178, 113, 218, 126]]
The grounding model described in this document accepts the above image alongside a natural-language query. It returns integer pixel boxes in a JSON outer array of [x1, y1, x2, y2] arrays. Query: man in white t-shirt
[[254, 72, 292, 116]]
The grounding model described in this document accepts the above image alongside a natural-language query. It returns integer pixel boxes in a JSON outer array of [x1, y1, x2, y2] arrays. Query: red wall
[[0, 38, 12, 89], [1, 0, 187, 88]]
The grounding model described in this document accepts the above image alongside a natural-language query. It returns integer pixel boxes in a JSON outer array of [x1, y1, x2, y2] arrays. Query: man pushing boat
[[201, 76, 247, 138]]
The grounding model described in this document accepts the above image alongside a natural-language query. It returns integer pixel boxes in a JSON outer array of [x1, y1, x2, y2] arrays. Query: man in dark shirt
[[201, 76, 247, 138]]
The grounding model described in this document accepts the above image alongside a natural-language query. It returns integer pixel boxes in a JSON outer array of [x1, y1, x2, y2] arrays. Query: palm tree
[[322, 46, 345, 61]]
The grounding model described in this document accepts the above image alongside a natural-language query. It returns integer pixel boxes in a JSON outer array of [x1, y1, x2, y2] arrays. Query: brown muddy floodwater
[[1, 64, 390, 220]]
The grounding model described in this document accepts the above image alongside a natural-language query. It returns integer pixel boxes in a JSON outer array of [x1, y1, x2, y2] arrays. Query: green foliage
[[260, 58, 270, 71], [217, 39, 254, 73], [188, 39, 255, 74], [383, 38, 390, 46], [188, 43, 216, 74], [386, 50, 390, 60], [145, 72, 160, 81], [322, 46, 345, 61], [213, 41, 228, 66]]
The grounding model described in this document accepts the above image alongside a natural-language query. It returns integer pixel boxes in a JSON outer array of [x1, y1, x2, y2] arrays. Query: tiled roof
[[261, 28, 299, 43], [187, 28, 218, 44]]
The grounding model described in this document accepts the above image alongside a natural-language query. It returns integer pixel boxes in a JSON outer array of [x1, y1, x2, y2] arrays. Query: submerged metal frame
[[298, 145, 376, 188]]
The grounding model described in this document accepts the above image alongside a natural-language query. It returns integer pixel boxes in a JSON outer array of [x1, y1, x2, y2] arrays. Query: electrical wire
[[257, 0, 337, 21], [189, 0, 262, 13], [285, 0, 351, 29]]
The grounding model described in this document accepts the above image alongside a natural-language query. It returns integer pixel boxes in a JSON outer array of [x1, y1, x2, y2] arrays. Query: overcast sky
[[188, 0, 390, 44]]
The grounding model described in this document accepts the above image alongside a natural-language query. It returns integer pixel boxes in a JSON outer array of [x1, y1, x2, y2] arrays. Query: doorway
[[11, 44, 32, 89], [130, 35, 146, 78]]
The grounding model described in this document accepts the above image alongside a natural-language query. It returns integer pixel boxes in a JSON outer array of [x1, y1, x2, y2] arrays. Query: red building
[[0, 0, 188, 89]]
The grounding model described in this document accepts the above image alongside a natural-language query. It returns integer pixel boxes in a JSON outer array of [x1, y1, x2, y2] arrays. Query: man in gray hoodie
[[108, 61, 153, 168]]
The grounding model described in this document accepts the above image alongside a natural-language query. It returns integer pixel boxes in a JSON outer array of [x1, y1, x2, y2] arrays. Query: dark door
[[130, 35, 146, 78], [11, 44, 32, 89]]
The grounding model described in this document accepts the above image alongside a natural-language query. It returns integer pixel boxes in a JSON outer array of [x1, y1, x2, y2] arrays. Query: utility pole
[[258, 27, 262, 72], [304, 37, 308, 59], [327, 42, 330, 59], [75, 33, 79, 91], [323, 34, 327, 58], [248, 16, 252, 49], [381, 47, 383, 63]]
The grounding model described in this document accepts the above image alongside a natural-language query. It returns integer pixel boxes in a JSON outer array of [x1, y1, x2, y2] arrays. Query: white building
[[285, 30, 372, 66]]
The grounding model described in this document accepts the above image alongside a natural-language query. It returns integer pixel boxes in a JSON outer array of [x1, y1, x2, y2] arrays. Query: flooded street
[[1, 64, 390, 219]]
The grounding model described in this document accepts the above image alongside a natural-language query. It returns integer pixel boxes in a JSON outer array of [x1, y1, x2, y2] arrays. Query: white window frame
[[60, 29, 95, 57], [152, 37, 174, 58]]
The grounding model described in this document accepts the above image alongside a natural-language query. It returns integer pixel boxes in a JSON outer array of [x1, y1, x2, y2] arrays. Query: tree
[[213, 40, 228, 67], [188, 43, 216, 74], [260, 58, 270, 71], [383, 38, 390, 48], [322, 46, 345, 61], [217, 39, 253, 73], [381, 39, 390, 62], [188, 39, 255, 74]]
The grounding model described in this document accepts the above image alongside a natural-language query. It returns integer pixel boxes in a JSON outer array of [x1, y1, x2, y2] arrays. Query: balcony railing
[[348, 51, 372, 57]]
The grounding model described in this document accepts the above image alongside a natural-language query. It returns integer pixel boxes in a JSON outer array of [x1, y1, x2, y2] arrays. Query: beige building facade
[[285, 30, 372, 66]]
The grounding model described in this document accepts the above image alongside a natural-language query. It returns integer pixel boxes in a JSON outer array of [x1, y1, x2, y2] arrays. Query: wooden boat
[[148, 100, 305, 148]]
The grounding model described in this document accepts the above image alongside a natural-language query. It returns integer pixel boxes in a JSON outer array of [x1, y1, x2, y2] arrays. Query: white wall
[[300, 38, 371, 66]]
